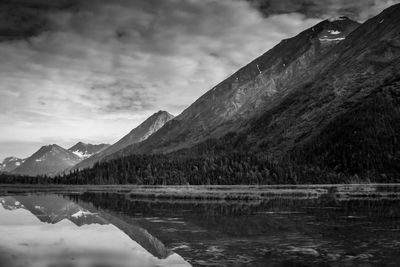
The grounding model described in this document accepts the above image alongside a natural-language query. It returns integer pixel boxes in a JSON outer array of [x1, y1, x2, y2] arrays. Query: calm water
[[0, 185, 399, 267]]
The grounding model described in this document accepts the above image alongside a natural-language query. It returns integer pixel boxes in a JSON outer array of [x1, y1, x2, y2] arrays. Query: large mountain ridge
[[173, 3, 400, 180], [104, 17, 361, 159]]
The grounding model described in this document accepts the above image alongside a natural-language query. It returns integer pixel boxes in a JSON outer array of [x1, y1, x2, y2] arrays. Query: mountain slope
[[246, 4, 400, 154], [176, 4, 400, 181], [68, 142, 109, 160], [0, 157, 25, 172], [72, 110, 174, 170], [109, 17, 360, 158], [12, 144, 81, 176]]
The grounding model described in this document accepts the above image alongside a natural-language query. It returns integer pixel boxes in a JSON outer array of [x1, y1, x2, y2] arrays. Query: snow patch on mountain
[[328, 30, 341, 35], [0, 157, 25, 172], [71, 210, 96, 218], [319, 37, 345, 42], [12, 144, 82, 176], [68, 142, 110, 160], [72, 150, 87, 159]]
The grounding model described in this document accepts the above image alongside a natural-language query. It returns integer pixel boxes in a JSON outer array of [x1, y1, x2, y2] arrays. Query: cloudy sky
[[0, 0, 398, 160]]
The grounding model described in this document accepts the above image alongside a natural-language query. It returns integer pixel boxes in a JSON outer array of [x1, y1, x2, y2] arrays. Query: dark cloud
[[1, 0, 396, 43], [0, 0, 79, 41], [247, 0, 398, 21]]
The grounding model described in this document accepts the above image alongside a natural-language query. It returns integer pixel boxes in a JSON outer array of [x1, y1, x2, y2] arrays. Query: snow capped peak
[[68, 142, 110, 160], [12, 144, 82, 176]]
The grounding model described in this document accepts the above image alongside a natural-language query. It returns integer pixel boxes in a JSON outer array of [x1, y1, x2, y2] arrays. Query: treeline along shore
[[1, 146, 399, 185]]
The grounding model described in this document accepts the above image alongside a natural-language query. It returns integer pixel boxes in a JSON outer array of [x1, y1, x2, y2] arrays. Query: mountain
[[172, 4, 400, 181], [105, 17, 360, 158], [56, 4, 400, 184], [72, 110, 174, 170], [243, 4, 400, 179], [0, 157, 25, 172], [68, 142, 109, 159], [12, 144, 81, 176]]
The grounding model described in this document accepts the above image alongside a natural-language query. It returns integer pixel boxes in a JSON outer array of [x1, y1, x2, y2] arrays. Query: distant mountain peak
[[71, 110, 174, 170], [68, 142, 110, 160], [12, 144, 82, 176], [36, 144, 56, 154], [149, 110, 174, 120], [303, 17, 360, 43], [0, 157, 25, 172], [156, 110, 171, 114], [126, 111, 175, 141]]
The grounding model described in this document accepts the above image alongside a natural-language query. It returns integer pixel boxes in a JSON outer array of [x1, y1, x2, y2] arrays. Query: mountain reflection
[[68, 190, 400, 267], [0, 194, 191, 267], [1, 187, 400, 267]]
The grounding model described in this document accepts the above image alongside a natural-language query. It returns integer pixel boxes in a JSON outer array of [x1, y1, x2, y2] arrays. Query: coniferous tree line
[[1, 149, 398, 185]]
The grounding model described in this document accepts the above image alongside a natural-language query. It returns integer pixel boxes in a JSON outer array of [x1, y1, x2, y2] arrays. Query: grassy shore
[[1, 184, 400, 201]]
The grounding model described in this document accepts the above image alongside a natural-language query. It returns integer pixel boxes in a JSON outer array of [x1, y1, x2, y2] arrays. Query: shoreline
[[1, 183, 400, 201]]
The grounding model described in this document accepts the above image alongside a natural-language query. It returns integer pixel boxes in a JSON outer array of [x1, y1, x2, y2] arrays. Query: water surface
[[0, 185, 399, 266]]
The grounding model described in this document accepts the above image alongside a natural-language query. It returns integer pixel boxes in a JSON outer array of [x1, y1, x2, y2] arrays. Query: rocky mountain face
[[12, 144, 81, 176], [0, 157, 24, 172], [68, 142, 109, 160], [107, 17, 360, 158], [243, 4, 400, 176], [72, 110, 174, 170], [173, 4, 400, 181]]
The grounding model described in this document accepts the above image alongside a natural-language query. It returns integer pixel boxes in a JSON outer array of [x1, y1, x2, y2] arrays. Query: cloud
[[247, 0, 399, 21], [87, 80, 158, 113], [0, 0, 397, 159]]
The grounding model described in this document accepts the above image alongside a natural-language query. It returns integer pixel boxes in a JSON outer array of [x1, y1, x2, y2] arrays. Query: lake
[[0, 184, 399, 266]]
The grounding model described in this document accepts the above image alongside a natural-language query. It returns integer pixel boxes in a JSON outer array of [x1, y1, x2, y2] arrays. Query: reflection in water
[[69, 187, 400, 267], [0, 185, 399, 267], [0, 195, 190, 267]]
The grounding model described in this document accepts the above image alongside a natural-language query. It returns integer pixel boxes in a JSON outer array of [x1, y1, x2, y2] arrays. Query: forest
[[1, 148, 398, 185]]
